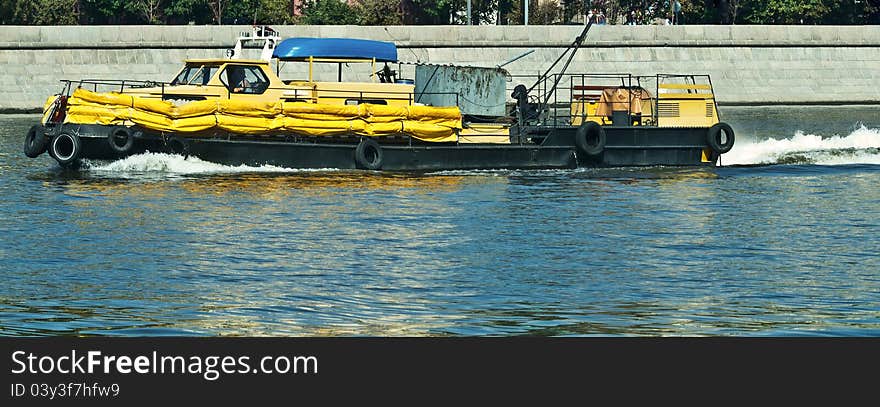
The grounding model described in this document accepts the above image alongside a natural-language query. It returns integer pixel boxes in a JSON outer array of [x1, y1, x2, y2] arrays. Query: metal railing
[[506, 73, 717, 127], [59, 79, 461, 107]]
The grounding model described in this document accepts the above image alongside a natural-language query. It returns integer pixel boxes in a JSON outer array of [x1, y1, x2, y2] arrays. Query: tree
[[254, 0, 295, 24], [78, 0, 130, 24], [498, 0, 519, 24], [126, 0, 165, 24], [740, 0, 830, 24], [11, 0, 79, 24], [681, 0, 731, 24], [531, 0, 562, 24], [0, 0, 16, 24], [401, 0, 457, 24], [354, 0, 403, 25], [222, 0, 293, 24], [561, 0, 586, 23], [824, 0, 875, 24], [208, 0, 227, 24], [868, 0, 880, 24], [462, 0, 497, 24], [297, 0, 360, 24], [164, 0, 214, 24], [0, 0, 876, 25]]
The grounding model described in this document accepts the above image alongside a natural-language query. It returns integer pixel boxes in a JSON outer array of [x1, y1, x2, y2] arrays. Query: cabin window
[[171, 65, 219, 86], [220, 65, 270, 94]]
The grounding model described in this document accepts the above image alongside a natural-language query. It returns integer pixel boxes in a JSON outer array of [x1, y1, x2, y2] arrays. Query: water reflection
[[2, 112, 880, 336]]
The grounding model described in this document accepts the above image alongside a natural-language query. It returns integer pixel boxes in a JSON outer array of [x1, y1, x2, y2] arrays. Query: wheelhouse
[[113, 34, 418, 107], [156, 59, 283, 101]]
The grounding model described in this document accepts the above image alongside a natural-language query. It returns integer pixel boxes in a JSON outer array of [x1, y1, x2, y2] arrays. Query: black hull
[[36, 124, 719, 171]]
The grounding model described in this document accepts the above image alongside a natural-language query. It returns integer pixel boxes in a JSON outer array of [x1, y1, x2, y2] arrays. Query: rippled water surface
[[2, 106, 879, 336]]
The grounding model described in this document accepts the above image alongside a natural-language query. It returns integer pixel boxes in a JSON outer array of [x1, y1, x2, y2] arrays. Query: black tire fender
[[707, 122, 735, 154], [355, 138, 383, 170], [50, 132, 82, 166], [24, 125, 48, 158], [575, 121, 606, 156], [165, 136, 190, 158], [108, 126, 135, 154]]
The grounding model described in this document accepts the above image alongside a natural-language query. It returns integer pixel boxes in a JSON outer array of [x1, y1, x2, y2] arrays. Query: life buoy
[[575, 121, 606, 156], [165, 136, 189, 158], [50, 132, 82, 166], [24, 125, 48, 158], [108, 126, 135, 154], [355, 138, 383, 170], [707, 122, 735, 154]]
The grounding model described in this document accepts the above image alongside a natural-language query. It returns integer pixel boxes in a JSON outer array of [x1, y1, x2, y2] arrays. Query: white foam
[[85, 152, 319, 175], [723, 125, 880, 166]]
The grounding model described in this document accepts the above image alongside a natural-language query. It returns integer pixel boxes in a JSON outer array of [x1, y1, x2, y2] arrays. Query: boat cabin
[[161, 58, 284, 101], [122, 29, 416, 108]]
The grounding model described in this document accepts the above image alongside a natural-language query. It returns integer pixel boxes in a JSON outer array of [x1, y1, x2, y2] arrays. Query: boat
[[23, 23, 735, 171]]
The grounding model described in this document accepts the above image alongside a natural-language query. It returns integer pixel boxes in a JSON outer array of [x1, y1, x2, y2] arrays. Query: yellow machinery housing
[[569, 75, 719, 128]]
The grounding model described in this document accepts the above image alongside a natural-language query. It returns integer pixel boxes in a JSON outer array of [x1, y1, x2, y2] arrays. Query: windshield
[[170, 64, 219, 86]]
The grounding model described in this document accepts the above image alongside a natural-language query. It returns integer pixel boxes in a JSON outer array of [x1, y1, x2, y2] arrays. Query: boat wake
[[84, 152, 322, 176], [723, 125, 880, 166]]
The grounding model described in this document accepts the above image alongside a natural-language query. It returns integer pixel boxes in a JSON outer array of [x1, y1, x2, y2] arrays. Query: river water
[[1, 106, 879, 336]]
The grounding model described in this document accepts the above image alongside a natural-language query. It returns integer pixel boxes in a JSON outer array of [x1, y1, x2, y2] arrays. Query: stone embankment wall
[[1, 24, 879, 111]]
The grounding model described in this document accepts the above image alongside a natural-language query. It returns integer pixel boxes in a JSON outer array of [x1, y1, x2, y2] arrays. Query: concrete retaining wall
[[2, 25, 879, 111]]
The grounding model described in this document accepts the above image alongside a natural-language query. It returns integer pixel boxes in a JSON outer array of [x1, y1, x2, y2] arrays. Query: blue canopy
[[273, 37, 398, 62]]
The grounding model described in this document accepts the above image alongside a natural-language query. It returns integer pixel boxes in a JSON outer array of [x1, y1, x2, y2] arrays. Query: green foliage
[[125, 0, 166, 24], [256, 0, 295, 25], [464, 0, 497, 25], [740, 0, 830, 24], [297, 0, 359, 25], [0, 0, 877, 25], [868, 0, 880, 24], [231, 0, 293, 24], [221, 0, 255, 24], [0, 0, 16, 24], [164, 0, 213, 24], [503, 0, 570, 25], [355, 0, 403, 25], [497, 0, 519, 24], [11, 0, 79, 24], [402, 0, 456, 24], [79, 0, 130, 24], [679, 1, 707, 24], [530, 0, 562, 24], [494, 0, 515, 24], [682, 0, 870, 25], [825, 0, 874, 24]]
